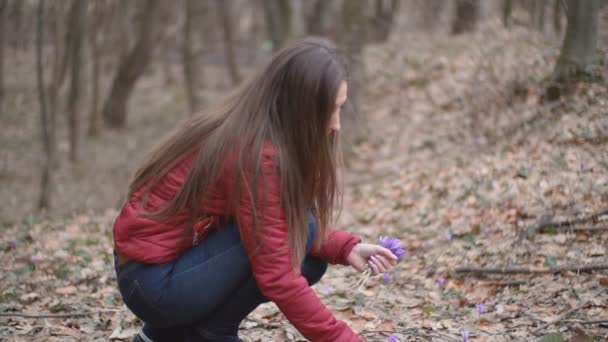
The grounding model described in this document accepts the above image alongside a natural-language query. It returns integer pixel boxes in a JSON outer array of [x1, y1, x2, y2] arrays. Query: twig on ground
[[531, 301, 591, 335], [479, 280, 528, 287], [455, 263, 608, 275], [517, 208, 608, 242], [563, 318, 608, 325], [0, 308, 120, 318]]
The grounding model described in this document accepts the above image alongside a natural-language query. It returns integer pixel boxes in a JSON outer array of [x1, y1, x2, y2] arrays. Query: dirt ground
[[1, 19, 608, 341]]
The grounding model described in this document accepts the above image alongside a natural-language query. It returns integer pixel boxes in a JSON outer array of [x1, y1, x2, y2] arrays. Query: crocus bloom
[[379, 236, 406, 260], [8, 237, 17, 247], [383, 273, 390, 281], [476, 303, 486, 314], [30, 255, 39, 263], [461, 330, 470, 342], [437, 277, 445, 287], [321, 284, 335, 295], [446, 230, 454, 241], [388, 335, 398, 342]]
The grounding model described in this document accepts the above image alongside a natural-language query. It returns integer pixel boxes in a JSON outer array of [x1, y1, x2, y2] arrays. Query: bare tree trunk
[[88, 1, 102, 137], [552, 0, 600, 82], [532, 0, 547, 32], [66, 0, 84, 163], [553, 0, 563, 34], [306, 0, 331, 36], [0, 0, 6, 116], [47, 2, 70, 168], [451, 0, 479, 34], [368, 0, 399, 42], [503, 0, 513, 27], [36, 0, 52, 209], [340, 0, 367, 163], [102, 0, 162, 128], [216, 0, 241, 86], [182, 0, 203, 115], [262, 0, 291, 50]]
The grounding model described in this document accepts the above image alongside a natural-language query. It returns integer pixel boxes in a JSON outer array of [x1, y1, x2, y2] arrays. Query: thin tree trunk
[[182, 0, 202, 115], [503, 0, 513, 27], [66, 0, 84, 163], [0, 0, 6, 116], [306, 0, 331, 36], [36, 0, 52, 209], [102, 0, 162, 128], [451, 0, 479, 34], [553, 0, 562, 34], [88, 2, 101, 137], [340, 0, 367, 163], [262, 0, 291, 50], [216, 0, 241, 86], [533, 0, 547, 32], [552, 0, 600, 82]]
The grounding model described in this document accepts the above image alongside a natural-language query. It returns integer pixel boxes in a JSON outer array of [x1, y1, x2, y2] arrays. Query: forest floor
[[2, 21, 608, 341]]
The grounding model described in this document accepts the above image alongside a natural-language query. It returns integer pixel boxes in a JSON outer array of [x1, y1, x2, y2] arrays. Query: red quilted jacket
[[113, 143, 362, 341]]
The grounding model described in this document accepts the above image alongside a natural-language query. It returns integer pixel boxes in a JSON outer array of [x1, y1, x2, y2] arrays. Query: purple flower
[[8, 237, 17, 247], [379, 236, 406, 260], [321, 284, 335, 295], [388, 335, 399, 342], [461, 330, 470, 342], [383, 273, 390, 282], [446, 229, 454, 241], [437, 277, 445, 287], [30, 255, 39, 263], [581, 162, 588, 170], [476, 302, 486, 314]]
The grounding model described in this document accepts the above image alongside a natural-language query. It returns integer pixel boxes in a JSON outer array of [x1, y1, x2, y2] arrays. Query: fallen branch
[[517, 208, 608, 241], [531, 301, 591, 335], [0, 309, 119, 319], [455, 263, 608, 275], [563, 318, 608, 325], [479, 280, 528, 287]]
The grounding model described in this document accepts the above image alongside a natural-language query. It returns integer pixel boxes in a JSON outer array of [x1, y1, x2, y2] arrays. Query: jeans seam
[[170, 242, 245, 280]]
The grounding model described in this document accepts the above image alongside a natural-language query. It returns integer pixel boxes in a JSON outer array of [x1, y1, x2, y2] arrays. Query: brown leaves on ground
[[2, 21, 608, 342]]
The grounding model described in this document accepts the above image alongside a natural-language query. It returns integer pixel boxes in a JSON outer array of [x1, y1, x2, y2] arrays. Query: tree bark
[[102, 0, 162, 128], [182, 0, 203, 115], [502, 0, 513, 27], [88, 1, 102, 137], [66, 0, 84, 163], [368, 0, 399, 42], [306, 0, 331, 36], [553, 0, 562, 34], [0, 0, 6, 116], [451, 0, 479, 34], [216, 0, 241, 86], [532, 0, 547, 32], [262, 0, 291, 50], [552, 0, 600, 82], [36, 0, 52, 209], [340, 0, 367, 163]]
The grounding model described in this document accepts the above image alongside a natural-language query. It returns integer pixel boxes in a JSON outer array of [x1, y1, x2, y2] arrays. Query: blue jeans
[[114, 212, 327, 342]]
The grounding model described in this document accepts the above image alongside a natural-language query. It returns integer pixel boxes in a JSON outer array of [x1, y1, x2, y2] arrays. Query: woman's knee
[[301, 256, 327, 286], [306, 210, 318, 253]]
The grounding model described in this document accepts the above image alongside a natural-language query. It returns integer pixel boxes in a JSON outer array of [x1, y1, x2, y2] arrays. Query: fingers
[[368, 255, 392, 275], [376, 246, 399, 262]]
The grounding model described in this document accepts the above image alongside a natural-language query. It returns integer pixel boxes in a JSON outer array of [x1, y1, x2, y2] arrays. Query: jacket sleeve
[[310, 228, 361, 266], [235, 149, 362, 342]]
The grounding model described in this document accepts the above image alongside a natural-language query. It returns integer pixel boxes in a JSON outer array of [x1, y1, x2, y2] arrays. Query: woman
[[113, 37, 398, 342]]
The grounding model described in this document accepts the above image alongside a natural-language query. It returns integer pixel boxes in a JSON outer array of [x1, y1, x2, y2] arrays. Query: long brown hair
[[129, 37, 346, 268]]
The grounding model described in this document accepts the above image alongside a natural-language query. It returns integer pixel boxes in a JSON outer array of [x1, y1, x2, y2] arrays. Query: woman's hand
[[347, 243, 398, 275]]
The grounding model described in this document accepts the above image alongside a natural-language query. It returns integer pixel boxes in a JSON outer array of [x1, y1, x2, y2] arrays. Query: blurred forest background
[[1, 0, 608, 341]]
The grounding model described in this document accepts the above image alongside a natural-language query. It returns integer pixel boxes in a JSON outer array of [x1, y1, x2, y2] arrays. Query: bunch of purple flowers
[[356, 236, 405, 289], [379, 236, 406, 260]]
